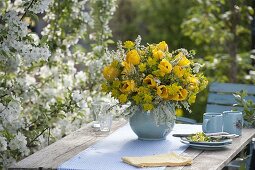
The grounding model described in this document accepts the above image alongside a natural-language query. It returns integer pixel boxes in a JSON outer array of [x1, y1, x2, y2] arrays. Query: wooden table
[[10, 120, 255, 170]]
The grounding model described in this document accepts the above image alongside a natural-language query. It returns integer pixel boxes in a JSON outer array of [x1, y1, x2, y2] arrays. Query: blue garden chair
[[206, 82, 255, 112]]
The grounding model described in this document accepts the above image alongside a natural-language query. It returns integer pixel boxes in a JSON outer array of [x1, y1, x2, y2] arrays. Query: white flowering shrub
[[0, 0, 117, 168]]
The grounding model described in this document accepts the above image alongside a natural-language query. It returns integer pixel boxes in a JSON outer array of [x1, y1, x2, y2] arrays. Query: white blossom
[[0, 136, 7, 151], [9, 132, 29, 156], [29, 0, 52, 14], [72, 90, 83, 102], [193, 63, 204, 73]]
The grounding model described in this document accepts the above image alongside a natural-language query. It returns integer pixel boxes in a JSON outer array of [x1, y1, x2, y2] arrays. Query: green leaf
[[105, 39, 115, 44], [40, 36, 48, 45]]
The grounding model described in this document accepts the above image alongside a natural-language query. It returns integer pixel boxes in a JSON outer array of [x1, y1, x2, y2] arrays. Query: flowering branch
[[20, 0, 36, 21], [27, 127, 48, 147]]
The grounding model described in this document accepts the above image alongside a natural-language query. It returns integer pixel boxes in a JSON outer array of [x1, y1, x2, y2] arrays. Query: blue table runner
[[58, 124, 202, 170]]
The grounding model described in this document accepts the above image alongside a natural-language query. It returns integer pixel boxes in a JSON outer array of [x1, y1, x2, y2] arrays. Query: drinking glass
[[91, 101, 107, 128], [99, 110, 112, 132]]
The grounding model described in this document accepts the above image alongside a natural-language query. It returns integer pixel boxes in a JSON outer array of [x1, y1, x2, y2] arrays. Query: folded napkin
[[122, 152, 192, 168]]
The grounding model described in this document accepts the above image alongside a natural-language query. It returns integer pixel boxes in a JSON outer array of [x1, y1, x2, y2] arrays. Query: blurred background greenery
[[110, 0, 255, 122]]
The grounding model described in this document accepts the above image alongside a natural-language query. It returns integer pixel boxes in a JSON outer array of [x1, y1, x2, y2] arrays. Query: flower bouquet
[[102, 36, 208, 140]]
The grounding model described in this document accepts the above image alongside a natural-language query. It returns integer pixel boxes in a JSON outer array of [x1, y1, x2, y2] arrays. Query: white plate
[[181, 137, 232, 146], [180, 139, 232, 150]]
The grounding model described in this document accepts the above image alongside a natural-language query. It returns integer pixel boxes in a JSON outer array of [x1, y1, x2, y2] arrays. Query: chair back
[[206, 82, 255, 113]]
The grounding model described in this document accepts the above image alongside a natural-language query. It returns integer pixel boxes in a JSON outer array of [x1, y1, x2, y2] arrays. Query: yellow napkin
[[122, 152, 192, 168]]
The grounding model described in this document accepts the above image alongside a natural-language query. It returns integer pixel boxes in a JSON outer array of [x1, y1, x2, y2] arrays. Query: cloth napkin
[[122, 152, 192, 168]]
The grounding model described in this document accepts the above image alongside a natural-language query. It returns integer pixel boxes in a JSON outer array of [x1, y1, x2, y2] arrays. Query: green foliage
[[110, 0, 197, 50], [181, 0, 253, 83], [233, 90, 255, 128]]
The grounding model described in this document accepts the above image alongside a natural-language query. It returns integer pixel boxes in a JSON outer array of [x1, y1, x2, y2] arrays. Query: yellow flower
[[143, 94, 153, 103], [158, 59, 172, 76], [152, 49, 164, 60], [139, 50, 146, 55], [173, 65, 185, 78], [147, 57, 157, 66], [138, 86, 150, 94], [176, 108, 184, 117], [112, 80, 121, 88], [111, 60, 119, 67], [149, 44, 156, 51], [168, 94, 179, 101], [157, 41, 168, 52], [103, 65, 119, 81], [143, 75, 157, 88], [118, 94, 128, 103], [111, 89, 120, 98], [124, 41, 134, 49], [188, 94, 196, 104], [157, 85, 169, 99], [133, 95, 142, 105], [168, 89, 188, 101], [120, 80, 135, 93], [126, 49, 140, 65], [122, 61, 132, 75], [176, 52, 190, 66], [168, 83, 182, 95], [142, 103, 154, 111], [101, 83, 109, 92], [138, 63, 147, 72], [188, 76, 199, 90], [178, 89, 188, 100]]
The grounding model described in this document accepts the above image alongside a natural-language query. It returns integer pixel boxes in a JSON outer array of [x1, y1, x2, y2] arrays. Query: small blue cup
[[223, 111, 243, 136], [202, 113, 223, 133]]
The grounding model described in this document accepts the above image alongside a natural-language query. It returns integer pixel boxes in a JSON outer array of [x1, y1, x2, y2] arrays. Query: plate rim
[[180, 137, 232, 145], [180, 139, 232, 148]]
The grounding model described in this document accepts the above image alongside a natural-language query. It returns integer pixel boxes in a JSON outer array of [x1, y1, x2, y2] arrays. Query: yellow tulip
[[152, 49, 164, 60], [143, 75, 157, 88], [173, 65, 184, 78], [157, 85, 169, 99], [168, 83, 182, 95], [188, 76, 199, 90], [120, 80, 135, 93], [124, 41, 134, 49], [126, 49, 140, 65], [157, 41, 168, 52], [168, 89, 188, 101], [103, 65, 119, 81], [158, 59, 172, 75], [178, 89, 188, 100], [176, 52, 190, 66]]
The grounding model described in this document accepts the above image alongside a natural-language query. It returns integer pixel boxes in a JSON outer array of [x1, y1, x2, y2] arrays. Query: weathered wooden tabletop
[[10, 120, 255, 170]]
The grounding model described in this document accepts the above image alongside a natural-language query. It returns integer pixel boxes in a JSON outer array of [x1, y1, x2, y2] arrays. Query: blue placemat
[[58, 124, 202, 170]]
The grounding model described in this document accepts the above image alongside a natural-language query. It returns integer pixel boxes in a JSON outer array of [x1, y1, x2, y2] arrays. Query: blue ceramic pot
[[129, 105, 175, 140]]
